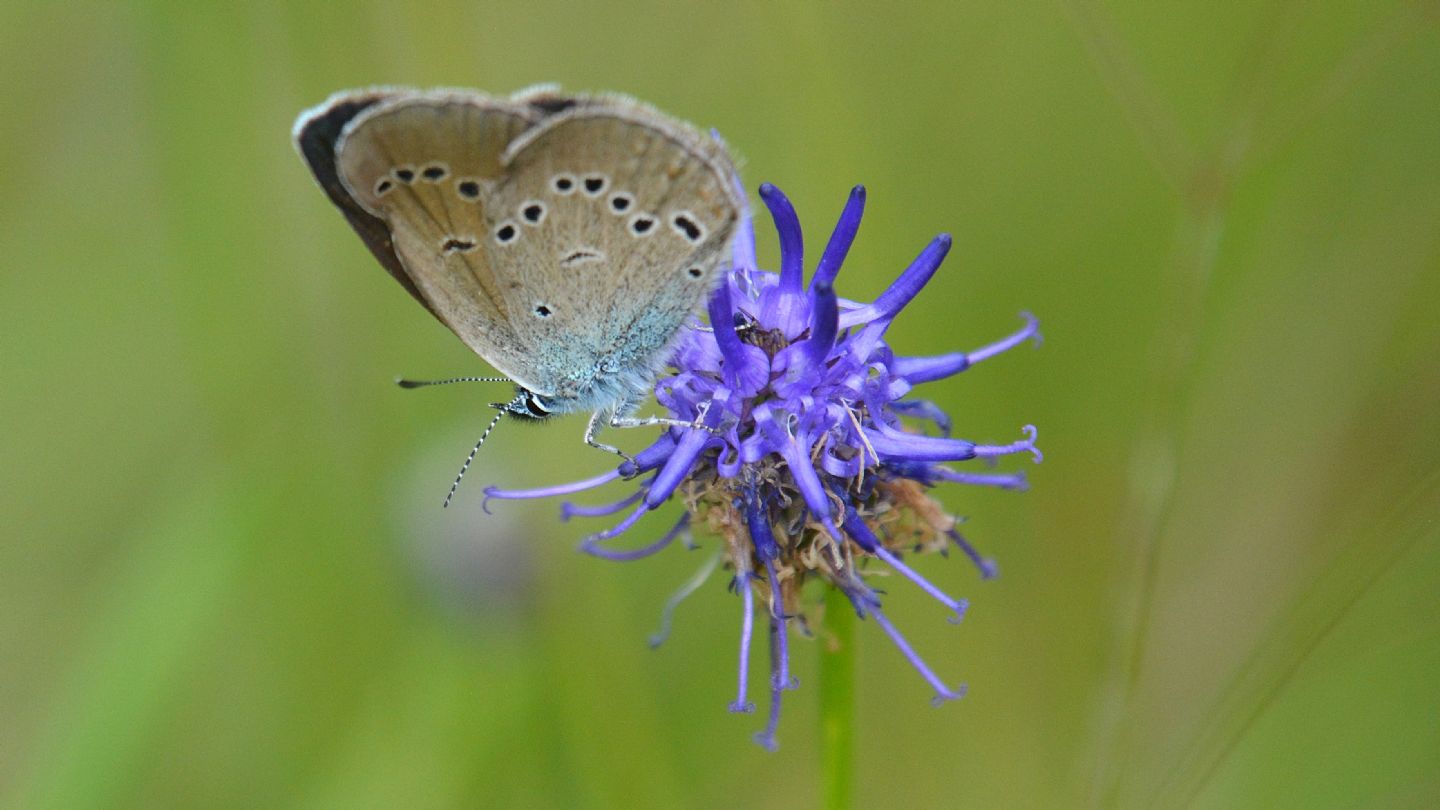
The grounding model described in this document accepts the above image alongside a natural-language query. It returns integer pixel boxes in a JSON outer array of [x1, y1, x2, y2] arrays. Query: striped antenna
[[397, 375, 510, 388], [443, 406, 509, 508]]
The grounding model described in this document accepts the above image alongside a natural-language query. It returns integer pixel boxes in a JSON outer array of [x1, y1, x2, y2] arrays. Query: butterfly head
[[493, 388, 556, 422]]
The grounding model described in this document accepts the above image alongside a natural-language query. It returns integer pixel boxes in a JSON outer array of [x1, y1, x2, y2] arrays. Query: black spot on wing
[[560, 248, 603, 266], [672, 214, 703, 242]]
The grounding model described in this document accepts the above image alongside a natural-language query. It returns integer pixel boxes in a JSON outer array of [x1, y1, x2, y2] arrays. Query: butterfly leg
[[588, 401, 723, 466], [584, 410, 635, 466], [609, 398, 720, 435]]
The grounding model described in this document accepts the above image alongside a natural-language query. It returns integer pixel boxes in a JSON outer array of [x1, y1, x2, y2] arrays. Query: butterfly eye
[[629, 214, 656, 236], [582, 175, 608, 196], [520, 201, 546, 225], [420, 163, 449, 182], [670, 212, 705, 243], [686, 266, 704, 279], [534, 303, 553, 318], [456, 178, 482, 201], [495, 222, 519, 245], [374, 178, 394, 196], [552, 174, 576, 194], [608, 192, 633, 214], [393, 166, 415, 183]]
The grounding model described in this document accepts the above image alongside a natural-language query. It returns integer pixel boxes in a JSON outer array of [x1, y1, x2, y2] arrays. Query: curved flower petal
[[812, 185, 865, 293], [894, 312, 1041, 384]]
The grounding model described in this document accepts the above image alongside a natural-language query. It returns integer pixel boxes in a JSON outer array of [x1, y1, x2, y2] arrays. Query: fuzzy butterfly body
[[293, 87, 742, 422]]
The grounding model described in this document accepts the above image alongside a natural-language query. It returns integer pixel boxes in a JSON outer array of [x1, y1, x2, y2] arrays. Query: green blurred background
[[3, 1, 1438, 807]]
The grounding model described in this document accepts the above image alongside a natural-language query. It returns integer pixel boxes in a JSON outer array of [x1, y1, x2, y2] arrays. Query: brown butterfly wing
[[481, 102, 742, 403], [295, 88, 741, 408], [292, 89, 436, 317], [298, 89, 552, 388]]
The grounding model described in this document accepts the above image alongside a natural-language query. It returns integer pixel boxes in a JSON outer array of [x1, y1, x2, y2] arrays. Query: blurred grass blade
[[1155, 471, 1440, 807]]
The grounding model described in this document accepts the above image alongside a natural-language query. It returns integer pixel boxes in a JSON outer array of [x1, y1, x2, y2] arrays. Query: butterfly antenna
[[398, 375, 510, 389], [443, 408, 508, 508]]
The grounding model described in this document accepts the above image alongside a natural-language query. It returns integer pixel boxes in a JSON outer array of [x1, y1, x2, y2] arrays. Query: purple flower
[[486, 182, 1041, 750]]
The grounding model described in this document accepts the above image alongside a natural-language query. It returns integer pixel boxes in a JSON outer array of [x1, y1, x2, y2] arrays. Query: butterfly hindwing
[[480, 101, 742, 403]]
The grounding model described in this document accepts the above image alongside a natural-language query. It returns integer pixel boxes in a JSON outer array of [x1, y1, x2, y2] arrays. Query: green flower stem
[[820, 585, 856, 810]]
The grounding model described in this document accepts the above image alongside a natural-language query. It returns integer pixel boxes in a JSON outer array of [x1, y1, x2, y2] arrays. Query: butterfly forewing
[[328, 93, 544, 386], [292, 89, 437, 316]]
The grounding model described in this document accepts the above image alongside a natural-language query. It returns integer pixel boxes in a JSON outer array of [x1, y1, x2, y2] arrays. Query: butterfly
[[293, 86, 743, 500]]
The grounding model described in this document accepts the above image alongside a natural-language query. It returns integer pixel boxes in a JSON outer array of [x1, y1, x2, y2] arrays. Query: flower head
[[486, 182, 1041, 749]]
